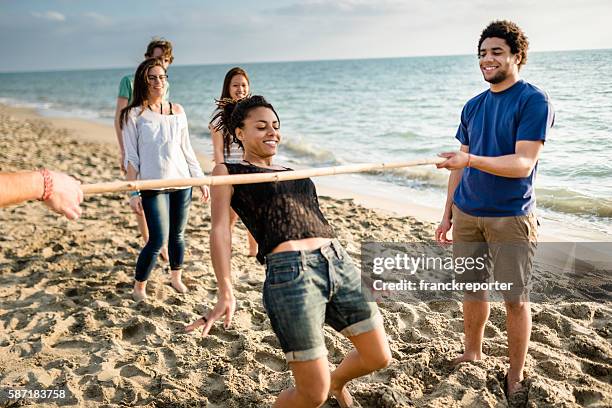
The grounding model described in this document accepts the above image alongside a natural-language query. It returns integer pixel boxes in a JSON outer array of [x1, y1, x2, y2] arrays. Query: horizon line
[[1, 46, 610, 75]]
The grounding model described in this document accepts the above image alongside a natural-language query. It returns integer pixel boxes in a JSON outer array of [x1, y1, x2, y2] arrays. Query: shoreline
[[2, 103, 609, 243]]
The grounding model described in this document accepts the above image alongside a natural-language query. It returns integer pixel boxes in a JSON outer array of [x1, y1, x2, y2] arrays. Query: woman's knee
[[168, 229, 185, 243], [351, 326, 392, 371], [362, 346, 392, 371], [144, 237, 167, 254], [375, 348, 392, 370], [295, 381, 329, 406], [292, 359, 330, 406]]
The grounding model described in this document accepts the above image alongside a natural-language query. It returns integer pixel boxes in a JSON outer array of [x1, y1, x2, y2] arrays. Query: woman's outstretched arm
[[185, 163, 235, 335]]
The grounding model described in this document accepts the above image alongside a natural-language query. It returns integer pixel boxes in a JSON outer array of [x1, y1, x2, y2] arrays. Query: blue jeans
[[135, 188, 192, 282], [263, 239, 382, 362]]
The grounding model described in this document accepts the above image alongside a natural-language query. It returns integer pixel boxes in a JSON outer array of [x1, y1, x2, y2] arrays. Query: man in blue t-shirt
[[435, 20, 554, 399]]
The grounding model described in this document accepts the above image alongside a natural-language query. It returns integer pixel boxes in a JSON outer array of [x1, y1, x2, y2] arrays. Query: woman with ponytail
[[187, 95, 391, 408], [121, 57, 209, 301]]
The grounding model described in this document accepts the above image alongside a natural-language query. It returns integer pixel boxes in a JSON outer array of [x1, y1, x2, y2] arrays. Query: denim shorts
[[263, 239, 382, 363]]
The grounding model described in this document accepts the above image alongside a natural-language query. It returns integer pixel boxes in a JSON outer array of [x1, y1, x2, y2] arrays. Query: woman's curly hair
[[211, 95, 280, 153]]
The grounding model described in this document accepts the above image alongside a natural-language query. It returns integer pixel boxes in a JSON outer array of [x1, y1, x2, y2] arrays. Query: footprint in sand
[[426, 300, 461, 315], [254, 351, 286, 372], [64, 287, 88, 298], [536, 359, 581, 381], [115, 281, 132, 291], [396, 308, 419, 332], [261, 334, 280, 348], [6, 311, 31, 330], [581, 360, 612, 383], [52, 339, 95, 351], [531, 326, 562, 348], [249, 310, 268, 329], [558, 303, 594, 321], [160, 347, 178, 369], [121, 317, 158, 343], [118, 363, 151, 379], [225, 341, 243, 359], [569, 335, 612, 363], [573, 387, 605, 406], [208, 327, 241, 343]]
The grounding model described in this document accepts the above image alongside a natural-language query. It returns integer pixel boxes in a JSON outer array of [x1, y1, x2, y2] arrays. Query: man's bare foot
[[452, 351, 485, 365], [170, 269, 188, 294], [160, 247, 169, 262], [133, 281, 147, 301], [505, 372, 525, 398], [329, 382, 354, 408], [507, 378, 523, 395]]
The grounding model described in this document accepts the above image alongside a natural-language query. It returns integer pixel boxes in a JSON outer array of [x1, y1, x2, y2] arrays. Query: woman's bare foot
[[330, 382, 354, 408], [452, 351, 486, 365], [133, 280, 148, 301], [170, 269, 188, 294]]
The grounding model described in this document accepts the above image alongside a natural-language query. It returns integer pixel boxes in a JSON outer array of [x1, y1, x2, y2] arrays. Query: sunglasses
[[147, 75, 168, 82]]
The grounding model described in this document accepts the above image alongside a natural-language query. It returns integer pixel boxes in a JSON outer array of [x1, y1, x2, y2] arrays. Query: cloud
[[82, 12, 112, 27], [31, 11, 66, 22]]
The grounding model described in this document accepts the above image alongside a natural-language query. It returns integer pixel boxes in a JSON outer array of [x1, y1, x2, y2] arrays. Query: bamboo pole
[[81, 157, 446, 195]]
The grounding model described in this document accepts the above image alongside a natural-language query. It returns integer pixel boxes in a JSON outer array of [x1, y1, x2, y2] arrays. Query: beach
[[0, 104, 611, 407]]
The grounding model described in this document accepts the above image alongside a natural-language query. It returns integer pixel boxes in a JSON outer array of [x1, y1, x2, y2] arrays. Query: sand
[[0, 104, 610, 407]]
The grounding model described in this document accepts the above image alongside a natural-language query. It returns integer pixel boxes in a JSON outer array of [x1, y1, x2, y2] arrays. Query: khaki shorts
[[451, 204, 538, 302]]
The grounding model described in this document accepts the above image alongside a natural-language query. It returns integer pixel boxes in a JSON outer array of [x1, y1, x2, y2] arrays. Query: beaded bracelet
[[39, 168, 53, 201], [129, 191, 140, 198]]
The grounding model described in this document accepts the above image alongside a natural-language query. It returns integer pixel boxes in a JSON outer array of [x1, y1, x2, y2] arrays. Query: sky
[[1, 0, 611, 72]]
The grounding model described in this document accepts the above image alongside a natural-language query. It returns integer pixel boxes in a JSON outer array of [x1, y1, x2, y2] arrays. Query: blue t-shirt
[[453, 80, 555, 217]]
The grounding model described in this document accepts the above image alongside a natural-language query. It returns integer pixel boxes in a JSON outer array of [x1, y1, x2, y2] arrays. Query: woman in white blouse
[[120, 57, 209, 301]]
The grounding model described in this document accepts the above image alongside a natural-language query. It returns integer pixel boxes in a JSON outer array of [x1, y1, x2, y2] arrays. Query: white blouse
[[123, 107, 204, 184]]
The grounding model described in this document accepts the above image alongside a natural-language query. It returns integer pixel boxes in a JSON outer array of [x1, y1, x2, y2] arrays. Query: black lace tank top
[[224, 162, 336, 264]]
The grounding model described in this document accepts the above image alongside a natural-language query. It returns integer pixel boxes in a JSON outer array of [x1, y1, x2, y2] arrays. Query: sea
[[1, 49, 611, 236]]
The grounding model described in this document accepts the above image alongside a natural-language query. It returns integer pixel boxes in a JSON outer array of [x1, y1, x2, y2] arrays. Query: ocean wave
[[281, 138, 341, 165], [536, 187, 612, 218], [362, 166, 449, 188], [0, 97, 52, 110], [280, 136, 450, 188], [0, 97, 109, 122]]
